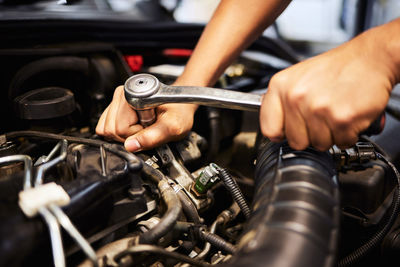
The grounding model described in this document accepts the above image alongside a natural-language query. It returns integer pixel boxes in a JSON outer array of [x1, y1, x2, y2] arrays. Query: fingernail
[[125, 138, 141, 152]]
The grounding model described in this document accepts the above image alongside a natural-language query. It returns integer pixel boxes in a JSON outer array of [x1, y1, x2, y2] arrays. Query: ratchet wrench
[[124, 73, 384, 135], [124, 73, 261, 127]]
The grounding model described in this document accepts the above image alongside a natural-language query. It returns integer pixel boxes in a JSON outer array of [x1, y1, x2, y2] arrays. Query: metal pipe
[[49, 204, 98, 267], [0, 155, 33, 190], [196, 217, 222, 260], [34, 140, 68, 186], [38, 207, 65, 267]]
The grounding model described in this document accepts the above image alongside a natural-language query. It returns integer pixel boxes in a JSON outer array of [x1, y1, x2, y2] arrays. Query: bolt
[[162, 154, 169, 162]]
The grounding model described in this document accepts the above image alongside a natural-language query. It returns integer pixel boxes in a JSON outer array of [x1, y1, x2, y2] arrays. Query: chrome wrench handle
[[124, 73, 262, 127]]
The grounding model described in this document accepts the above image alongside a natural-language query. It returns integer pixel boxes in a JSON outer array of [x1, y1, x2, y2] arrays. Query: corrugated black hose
[[223, 141, 340, 267], [217, 167, 251, 219], [198, 228, 236, 255]]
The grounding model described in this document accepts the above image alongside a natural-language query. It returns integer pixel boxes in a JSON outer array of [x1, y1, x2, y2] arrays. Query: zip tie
[[19, 182, 70, 217]]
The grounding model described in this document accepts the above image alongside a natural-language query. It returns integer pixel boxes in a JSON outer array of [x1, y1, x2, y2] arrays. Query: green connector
[[193, 163, 220, 195]]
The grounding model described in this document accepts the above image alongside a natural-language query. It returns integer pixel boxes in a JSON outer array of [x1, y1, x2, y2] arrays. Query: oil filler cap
[[14, 87, 75, 120]]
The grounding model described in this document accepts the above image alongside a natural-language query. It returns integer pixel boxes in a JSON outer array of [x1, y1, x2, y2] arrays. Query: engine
[[1, 17, 400, 267]]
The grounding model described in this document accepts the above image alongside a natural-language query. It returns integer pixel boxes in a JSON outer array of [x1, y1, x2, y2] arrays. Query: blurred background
[[2, 0, 400, 57], [163, 0, 400, 55]]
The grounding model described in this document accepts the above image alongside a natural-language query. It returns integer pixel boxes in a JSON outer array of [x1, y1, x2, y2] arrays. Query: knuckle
[[165, 113, 193, 137], [168, 122, 185, 137], [287, 87, 306, 105], [331, 111, 354, 129], [115, 127, 126, 137], [309, 101, 329, 116], [269, 72, 287, 88], [115, 123, 129, 137], [103, 128, 114, 138]]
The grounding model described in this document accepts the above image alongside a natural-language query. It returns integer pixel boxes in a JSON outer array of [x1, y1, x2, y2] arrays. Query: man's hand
[[95, 0, 291, 152], [260, 22, 399, 151], [96, 85, 197, 152]]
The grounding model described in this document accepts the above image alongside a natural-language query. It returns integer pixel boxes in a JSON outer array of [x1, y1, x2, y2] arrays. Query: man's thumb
[[124, 122, 170, 152]]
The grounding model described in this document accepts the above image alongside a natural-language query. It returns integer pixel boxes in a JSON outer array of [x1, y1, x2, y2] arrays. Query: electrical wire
[[216, 166, 251, 219]]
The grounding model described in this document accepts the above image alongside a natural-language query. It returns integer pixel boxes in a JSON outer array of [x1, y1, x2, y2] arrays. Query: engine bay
[[1, 15, 400, 267]]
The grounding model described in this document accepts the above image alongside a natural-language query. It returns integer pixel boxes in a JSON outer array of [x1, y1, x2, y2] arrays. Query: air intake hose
[[226, 140, 340, 267]]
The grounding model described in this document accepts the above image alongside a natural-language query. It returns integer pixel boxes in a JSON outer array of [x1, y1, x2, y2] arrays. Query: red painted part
[[380, 113, 386, 133], [163, 48, 193, 57], [124, 55, 143, 72]]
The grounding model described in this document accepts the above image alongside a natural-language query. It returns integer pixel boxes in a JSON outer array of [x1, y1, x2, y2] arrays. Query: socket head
[[124, 74, 160, 98]]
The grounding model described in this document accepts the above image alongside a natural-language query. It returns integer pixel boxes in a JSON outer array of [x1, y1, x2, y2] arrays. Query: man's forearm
[[175, 0, 291, 86], [372, 17, 400, 85]]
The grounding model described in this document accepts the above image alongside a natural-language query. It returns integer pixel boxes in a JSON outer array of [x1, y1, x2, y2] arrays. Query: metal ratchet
[[124, 73, 261, 127], [124, 73, 385, 135]]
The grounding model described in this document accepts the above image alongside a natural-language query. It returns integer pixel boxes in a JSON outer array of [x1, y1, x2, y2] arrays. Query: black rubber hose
[[223, 141, 340, 267], [217, 167, 251, 219], [338, 152, 400, 267], [138, 179, 182, 245], [102, 143, 142, 172], [198, 229, 236, 255], [177, 190, 202, 224], [3, 130, 105, 146], [141, 162, 164, 183]]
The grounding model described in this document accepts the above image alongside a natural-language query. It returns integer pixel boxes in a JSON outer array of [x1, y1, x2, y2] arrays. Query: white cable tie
[[19, 182, 70, 217]]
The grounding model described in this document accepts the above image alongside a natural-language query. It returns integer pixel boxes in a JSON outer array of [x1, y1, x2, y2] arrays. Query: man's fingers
[[260, 89, 285, 142], [101, 87, 124, 140], [124, 104, 195, 152], [95, 105, 109, 135], [284, 104, 309, 150], [124, 123, 168, 152], [329, 117, 362, 149], [124, 116, 187, 152], [95, 86, 141, 142], [114, 99, 140, 138], [306, 116, 334, 151]]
